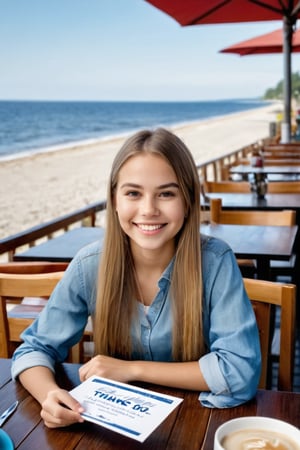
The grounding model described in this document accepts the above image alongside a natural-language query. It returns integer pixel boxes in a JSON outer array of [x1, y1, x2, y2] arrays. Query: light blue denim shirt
[[11, 235, 261, 408]]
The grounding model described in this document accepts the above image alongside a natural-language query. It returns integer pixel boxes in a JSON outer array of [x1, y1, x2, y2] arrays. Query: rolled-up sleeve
[[198, 236, 261, 408]]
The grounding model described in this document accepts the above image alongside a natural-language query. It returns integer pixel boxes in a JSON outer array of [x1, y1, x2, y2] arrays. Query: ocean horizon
[[0, 99, 273, 162]]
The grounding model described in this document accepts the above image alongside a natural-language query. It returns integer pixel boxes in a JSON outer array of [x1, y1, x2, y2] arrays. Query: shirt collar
[[158, 256, 174, 288]]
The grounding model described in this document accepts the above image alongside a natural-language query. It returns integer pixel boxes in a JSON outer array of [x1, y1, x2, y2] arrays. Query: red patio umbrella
[[145, 0, 300, 142], [220, 27, 300, 55]]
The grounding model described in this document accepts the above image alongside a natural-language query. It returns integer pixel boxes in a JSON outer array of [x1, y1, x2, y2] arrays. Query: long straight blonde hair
[[93, 128, 205, 361]]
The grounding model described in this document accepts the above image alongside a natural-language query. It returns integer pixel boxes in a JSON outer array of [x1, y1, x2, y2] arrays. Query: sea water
[[0, 99, 270, 161]]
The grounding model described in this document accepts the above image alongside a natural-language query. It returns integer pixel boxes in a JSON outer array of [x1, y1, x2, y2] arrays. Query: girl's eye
[[160, 191, 176, 198], [125, 190, 140, 197]]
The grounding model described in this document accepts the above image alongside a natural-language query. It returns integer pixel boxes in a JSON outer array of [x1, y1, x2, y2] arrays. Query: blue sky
[[0, 0, 294, 101]]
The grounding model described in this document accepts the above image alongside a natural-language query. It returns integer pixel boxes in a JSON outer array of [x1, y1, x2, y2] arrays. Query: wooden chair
[[243, 278, 296, 391], [262, 160, 300, 166], [268, 181, 300, 193], [210, 198, 297, 281], [264, 144, 300, 152], [210, 198, 296, 226], [0, 271, 65, 358], [262, 152, 300, 159], [204, 180, 300, 194], [204, 180, 250, 193], [0, 261, 69, 274], [0, 263, 91, 362]]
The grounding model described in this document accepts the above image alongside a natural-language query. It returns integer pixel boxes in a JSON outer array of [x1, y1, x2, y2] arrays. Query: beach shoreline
[[0, 103, 278, 240], [0, 99, 277, 163]]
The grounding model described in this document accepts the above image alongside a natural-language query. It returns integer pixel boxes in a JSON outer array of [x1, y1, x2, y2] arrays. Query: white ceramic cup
[[214, 416, 300, 450]]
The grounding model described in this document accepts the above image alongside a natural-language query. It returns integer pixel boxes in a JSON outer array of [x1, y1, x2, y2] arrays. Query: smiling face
[[114, 152, 186, 259]]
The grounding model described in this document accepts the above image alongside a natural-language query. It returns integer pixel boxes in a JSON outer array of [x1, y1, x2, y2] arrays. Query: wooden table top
[[200, 223, 297, 261], [230, 164, 300, 175], [201, 223, 298, 280], [13, 227, 105, 262], [204, 192, 300, 214], [13, 224, 298, 263], [1, 359, 299, 449]]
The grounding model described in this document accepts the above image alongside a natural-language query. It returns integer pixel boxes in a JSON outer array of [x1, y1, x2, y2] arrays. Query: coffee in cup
[[214, 417, 300, 450]]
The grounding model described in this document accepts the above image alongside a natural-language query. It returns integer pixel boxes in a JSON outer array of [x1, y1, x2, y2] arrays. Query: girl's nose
[[142, 196, 159, 216]]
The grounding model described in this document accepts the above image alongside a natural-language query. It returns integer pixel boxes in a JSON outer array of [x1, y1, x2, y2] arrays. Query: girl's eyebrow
[[159, 182, 180, 189], [120, 182, 141, 189], [120, 182, 179, 189]]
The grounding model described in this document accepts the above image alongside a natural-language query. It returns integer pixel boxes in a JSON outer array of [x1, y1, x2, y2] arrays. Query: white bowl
[[214, 416, 300, 450]]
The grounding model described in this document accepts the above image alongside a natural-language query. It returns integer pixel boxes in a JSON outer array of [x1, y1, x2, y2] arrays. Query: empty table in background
[[13, 227, 104, 262]]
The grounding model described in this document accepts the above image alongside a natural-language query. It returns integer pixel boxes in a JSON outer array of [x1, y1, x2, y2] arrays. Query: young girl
[[12, 128, 261, 428]]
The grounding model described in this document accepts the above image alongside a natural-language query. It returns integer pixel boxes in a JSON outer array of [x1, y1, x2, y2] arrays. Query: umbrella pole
[[281, 17, 293, 143]]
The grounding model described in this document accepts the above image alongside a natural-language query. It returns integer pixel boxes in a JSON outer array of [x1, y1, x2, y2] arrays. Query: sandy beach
[[0, 103, 278, 240]]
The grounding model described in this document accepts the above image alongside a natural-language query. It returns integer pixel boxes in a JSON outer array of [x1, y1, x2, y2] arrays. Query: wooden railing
[[0, 137, 274, 261], [198, 145, 252, 181], [0, 201, 107, 261]]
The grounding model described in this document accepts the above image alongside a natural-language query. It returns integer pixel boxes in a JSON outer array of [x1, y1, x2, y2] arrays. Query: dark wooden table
[[203, 192, 300, 215], [1, 359, 299, 449], [230, 164, 300, 183], [200, 223, 298, 280], [13, 227, 105, 262], [13, 225, 297, 281]]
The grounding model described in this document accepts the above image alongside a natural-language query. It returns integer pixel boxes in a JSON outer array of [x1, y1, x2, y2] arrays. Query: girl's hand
[[79, 355, 136, 383], [40, 388, 84, 428]]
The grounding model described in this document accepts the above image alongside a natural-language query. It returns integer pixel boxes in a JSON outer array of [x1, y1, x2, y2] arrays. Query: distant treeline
[[264, 71, 300, 100]]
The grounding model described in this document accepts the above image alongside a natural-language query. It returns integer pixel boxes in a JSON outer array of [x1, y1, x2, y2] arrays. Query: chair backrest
[[243, 278, 296, 391], [204, 181, 250, 193], [210, 198, 296, 226], [204, 180, 300, 194], [268, 181, 300, 193], [262, 152, 300, 159], [0, 270, 64, 358], [0, 262, 69, 274], [237, 157, 300, 165], [264, 144, 300, 153]]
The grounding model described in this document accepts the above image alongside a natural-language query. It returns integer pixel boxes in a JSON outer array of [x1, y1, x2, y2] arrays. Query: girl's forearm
[[132, 360, 209, 391], [19, 366, 59, 405]]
